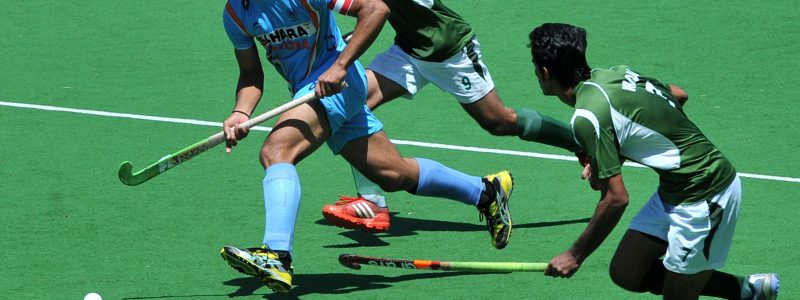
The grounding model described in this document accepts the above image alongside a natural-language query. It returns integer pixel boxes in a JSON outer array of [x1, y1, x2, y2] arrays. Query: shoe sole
[[220, 247, 292, 294], [262, 269, 291, 294], [220, 247, 263, 277], [322, 210, 390, 233]]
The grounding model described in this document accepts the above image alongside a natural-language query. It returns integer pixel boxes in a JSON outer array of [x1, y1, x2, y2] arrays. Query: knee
[[259, 148, 272, 168], [609, 263, 648, 293], [260, 145, 292, 168]]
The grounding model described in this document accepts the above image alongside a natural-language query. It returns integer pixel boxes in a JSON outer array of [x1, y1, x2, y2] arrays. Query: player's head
[[528, 23, 591, 95]]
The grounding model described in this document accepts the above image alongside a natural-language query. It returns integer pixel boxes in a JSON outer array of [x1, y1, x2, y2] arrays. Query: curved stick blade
[[338, 254, 362, 270], [118, 161, 158, 186], [118, 161, 136, 186]]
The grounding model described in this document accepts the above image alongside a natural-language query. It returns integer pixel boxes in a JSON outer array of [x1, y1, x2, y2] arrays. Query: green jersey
[[383, 0, 475, 62], [571, 66, 736, 205]]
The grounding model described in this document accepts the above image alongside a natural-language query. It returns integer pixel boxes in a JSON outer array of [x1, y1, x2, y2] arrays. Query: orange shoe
[[322, 196, 390, 233]]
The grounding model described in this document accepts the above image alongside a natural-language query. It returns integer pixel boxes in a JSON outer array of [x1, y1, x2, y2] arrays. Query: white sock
[[351, 166, 387, 207]]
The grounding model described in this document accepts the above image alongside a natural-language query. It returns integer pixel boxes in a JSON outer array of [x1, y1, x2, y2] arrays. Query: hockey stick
[[343, 31, 353, 43], [118, 84, 344, 186], [338, 254, 547, 273]]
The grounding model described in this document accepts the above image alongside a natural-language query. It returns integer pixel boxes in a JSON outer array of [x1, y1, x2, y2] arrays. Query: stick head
[[118, 161, 135, 185], [338, 254, 362, 270]]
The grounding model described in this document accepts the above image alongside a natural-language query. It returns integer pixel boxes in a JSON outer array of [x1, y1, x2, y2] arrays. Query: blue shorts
[[293, 67, 383, 154]]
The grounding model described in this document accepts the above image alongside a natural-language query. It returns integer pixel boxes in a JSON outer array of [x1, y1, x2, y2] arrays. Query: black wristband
[[232, 109, 251, 117]]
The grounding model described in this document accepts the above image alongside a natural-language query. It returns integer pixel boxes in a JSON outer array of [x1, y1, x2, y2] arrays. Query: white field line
[[3, 100, 799, 184]]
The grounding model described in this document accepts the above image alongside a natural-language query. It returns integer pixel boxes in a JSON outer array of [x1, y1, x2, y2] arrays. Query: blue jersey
[[223, 0, 355, 92]]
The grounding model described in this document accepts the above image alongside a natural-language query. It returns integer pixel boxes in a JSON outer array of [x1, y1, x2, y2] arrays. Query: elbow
[[369, 0, 390, 20], [240, 69, 264, 83], [480, 120, 516, 136], [377, 4, 390, 20], [670, 85, 689, 105]]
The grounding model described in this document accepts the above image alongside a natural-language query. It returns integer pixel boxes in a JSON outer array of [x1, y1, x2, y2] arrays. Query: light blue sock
[[414, 158, 483, 206], [262, 163, 301, 254]]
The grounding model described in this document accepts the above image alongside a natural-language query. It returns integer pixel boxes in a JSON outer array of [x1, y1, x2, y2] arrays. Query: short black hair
[[528, 23, 591, 88]]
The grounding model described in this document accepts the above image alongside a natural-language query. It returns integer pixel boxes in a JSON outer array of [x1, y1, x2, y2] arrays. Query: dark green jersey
[[383, 0, 475, 61], [571, 66, 736, 205]]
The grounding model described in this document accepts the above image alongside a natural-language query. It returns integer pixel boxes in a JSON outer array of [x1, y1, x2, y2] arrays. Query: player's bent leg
[[340, 131, 516, 248], [365, 70, 408, 111], [321, 70, 401, 230], [461, 89, 517, 136], [609, 230, 669, 294], [247, 101, 329, 293]]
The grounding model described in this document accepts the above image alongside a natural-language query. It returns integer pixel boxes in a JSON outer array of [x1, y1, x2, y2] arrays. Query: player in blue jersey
[[217, 0, 514, 293], [529, 23, 778, 300]]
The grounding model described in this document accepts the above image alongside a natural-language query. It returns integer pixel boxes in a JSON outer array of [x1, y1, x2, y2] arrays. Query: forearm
[[516, 108, 582, 152], [568, 194, 627, 262], [233, 73, 263, 114]]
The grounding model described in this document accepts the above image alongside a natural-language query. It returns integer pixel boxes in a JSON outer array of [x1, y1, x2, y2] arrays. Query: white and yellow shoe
[[220, 245, 293, 293], [480, 171, 514, 249]]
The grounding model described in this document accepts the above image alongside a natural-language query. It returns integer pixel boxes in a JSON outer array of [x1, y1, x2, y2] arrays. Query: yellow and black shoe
[[480, 171, 514, 249], [220, 245, 293, 293]]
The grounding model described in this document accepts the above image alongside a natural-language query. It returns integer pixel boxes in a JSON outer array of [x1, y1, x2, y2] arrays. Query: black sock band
[[477, 178, 495, 209]]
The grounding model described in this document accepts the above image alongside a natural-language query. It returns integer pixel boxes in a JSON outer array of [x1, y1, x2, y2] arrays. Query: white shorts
[[629, 176, 742, 274], [367, 39, 495, 104]]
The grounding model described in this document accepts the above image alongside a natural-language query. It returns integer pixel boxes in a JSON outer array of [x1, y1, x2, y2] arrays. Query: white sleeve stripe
[[329, 0, 353, 14], [332, 0, 344, 12]]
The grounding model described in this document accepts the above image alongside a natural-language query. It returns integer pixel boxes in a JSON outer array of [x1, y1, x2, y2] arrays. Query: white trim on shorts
[[629, 176, 742, 274], [367, 38, 495, 104]]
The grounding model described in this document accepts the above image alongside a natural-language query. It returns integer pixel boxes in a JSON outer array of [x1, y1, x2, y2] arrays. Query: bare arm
[[224, 47, 264, 152], [315, 0, 389, 96], [545, 173, 629, 278]]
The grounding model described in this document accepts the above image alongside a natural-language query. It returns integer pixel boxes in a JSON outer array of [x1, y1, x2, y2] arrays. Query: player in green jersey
[[528, 23, 778, 299], [322, 0, 579, 238]]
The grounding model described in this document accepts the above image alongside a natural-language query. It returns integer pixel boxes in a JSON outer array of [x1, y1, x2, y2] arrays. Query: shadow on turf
[[122, 217, 588, 299], [223, 271, 491, 299], [317, 213, 590, 248], [122, 272, 490, 299]]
